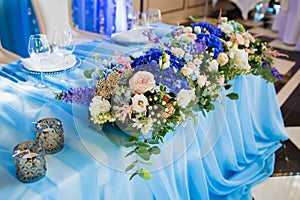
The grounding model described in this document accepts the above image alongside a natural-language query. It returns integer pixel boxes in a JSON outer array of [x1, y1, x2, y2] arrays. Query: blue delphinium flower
[[192, 22, 223, 38], [131, 48, 184, 71], [271, 67, 282, 80], [196, 33, 223, 58], [56, 87, 95, 105]]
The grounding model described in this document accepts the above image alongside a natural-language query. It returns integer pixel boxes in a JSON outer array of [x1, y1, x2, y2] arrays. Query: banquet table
[[0, 24, 288, 200]]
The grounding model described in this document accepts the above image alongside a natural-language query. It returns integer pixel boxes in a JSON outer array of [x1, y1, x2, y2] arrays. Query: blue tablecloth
[[0, 24, 288, 200]]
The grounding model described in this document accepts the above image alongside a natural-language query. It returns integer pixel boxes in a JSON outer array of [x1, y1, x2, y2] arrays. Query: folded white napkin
[[21, 54, 76, 72], [111, 28, 149, 44]]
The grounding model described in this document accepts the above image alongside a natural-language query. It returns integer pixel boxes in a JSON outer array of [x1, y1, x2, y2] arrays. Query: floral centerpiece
[[55, 16, 284, 180]]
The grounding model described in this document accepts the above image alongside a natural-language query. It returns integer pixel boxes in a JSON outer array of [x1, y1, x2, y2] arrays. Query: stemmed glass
[[28, 34, 51, 89], [146, 8, 162, 28], [52, 28, 75, 83], [132, 11, 146, 29]]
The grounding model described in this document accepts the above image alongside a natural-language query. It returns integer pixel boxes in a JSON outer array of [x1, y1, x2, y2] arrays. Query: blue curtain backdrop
[[0, 0, 132, 57]]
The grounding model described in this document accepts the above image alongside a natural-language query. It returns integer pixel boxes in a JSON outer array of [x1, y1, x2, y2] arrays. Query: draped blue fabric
[[0, 23, 288, 199], [0, 0, 39, 57], [0, 0, 132, 57]]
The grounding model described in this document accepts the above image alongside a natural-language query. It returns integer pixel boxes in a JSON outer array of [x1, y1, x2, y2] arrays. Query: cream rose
[[217, 53, 229, 66], [129, 71, 156, 94], [132, 94, 149, 113]]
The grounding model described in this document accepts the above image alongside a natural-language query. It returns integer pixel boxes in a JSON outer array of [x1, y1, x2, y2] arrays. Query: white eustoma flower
[[176, 89, 195, 108], [208, 59, 219, 71], [89, 96, 111, 118], [132, 94, 149, 113]]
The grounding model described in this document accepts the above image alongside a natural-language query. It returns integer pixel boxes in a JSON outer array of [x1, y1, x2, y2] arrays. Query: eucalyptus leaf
[[148, 146, 161, 155], [226, 93, 239, 100], [123, 141, 136, 147], [125, 160, 138, 172], [224, 84, 233, 90], [83, 69, 94, 78], [125, 149, 136, 157], [136, 141, 150, 148], [135, 147, 151, 161]]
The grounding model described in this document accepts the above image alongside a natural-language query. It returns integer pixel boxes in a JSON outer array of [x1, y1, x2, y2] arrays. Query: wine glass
[[28, 34, 51, 89], [146, 8, 162, 28], [132, 11, 146, 29], [52, 28, 75, 83]]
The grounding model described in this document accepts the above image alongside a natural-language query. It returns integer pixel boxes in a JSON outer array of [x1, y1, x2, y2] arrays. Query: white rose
[[208, 59, 219, 71], [197, 74, 207, 87], [230, 48, 251, 70], [89, 96, 111, 118], [132, 94, 149, 113], [193, 26, 201, 34], [183, 27, 193, 33], [219, 23, 234, 35], [176, 89, 195, 108]]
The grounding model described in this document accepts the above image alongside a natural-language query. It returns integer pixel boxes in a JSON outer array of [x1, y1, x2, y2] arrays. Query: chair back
[[31, 0, 73, 42], [0, 40, 21, 64]]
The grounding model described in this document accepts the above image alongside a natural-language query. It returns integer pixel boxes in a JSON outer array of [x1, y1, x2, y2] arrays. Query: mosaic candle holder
[[35, 118, 64, 154], [13, 140, 47, 183]]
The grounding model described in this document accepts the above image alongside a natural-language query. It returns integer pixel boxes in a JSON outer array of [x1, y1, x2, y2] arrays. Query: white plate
[[19, 54, 81, 74], [111, 28, 150, 45]]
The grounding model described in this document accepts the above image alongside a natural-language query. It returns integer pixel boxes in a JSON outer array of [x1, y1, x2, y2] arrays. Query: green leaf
[[148, 146, 161, 155], [135, 147, 151, 161], [123, 141, 136, 147], [125, 160, 138, 172], [226, 93, 239, 100], [138, 168, 152, 180], [224, 84, 233, 90], [136, 141, 150, 148], [83, 69, 94, 78]]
